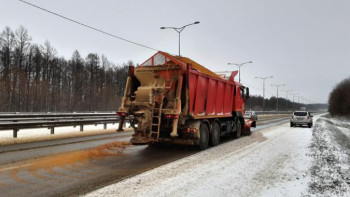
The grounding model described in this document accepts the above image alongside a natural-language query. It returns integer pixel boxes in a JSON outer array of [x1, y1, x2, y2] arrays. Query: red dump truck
[[117, 51, 255, 149]]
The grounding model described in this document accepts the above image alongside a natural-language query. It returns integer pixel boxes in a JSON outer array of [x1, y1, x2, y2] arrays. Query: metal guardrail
[[254, 111, 293, 115], [254, 110, 325, 115], [0, 113, 121, 138], [1, 111, 326, 139]]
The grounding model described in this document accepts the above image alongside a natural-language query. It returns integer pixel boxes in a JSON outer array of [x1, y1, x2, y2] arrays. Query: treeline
[[246, 95, 327, 111], [0, 26, 329, 113], [329, 77, 350, 117], [0, 26, 129, 112]]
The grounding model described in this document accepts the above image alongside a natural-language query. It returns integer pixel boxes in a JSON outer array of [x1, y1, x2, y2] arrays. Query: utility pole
[[227, 61, 253, 83], [281, 89, 292, 110], [255, 76, 273, 111], [271, 84, 285, 111]]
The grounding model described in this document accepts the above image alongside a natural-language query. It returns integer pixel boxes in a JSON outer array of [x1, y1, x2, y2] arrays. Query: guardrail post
[[117, 117, 125, 132], [13, 129, 18, 138], [104, 123, 107, 130], [50, 127, 54, 135], [80, 125, 83, 132]]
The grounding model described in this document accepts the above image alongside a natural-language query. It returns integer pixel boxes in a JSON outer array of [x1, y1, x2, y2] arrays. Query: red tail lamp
[[165, 114, 179, 119], [116, 112, 128, 117], [186, 128, 197, 133]]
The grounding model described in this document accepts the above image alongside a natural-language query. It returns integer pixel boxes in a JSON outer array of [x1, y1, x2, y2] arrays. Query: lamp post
[[160, 21, 200, 56], [255, 76, 273, 111], [271, 84, 285, 111], [300, 96, 306, 107], [227, 61, 252, 83], [281, 89, 292, 109], [291, 93, 298, 110]]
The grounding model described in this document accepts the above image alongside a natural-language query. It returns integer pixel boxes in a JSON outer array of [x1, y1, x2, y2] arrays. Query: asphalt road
[[0, 115, 290, 197]]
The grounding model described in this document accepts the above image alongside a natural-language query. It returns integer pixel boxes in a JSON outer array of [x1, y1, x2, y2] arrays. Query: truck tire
[[236, 120, 242, 138], [199, 123, 209, 150], [308, 123, 312, 128], [210, 122, 220, 146]]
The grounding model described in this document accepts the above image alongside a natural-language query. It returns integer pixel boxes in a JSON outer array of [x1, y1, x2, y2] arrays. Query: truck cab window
[[240, 88, 245, 98]]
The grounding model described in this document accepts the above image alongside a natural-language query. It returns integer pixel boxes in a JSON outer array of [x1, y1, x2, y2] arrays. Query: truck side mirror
[[246, 87, 250, 99]]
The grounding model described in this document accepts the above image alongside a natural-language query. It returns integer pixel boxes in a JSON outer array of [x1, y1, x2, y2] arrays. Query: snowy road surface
[[85, 117, 318, 197]]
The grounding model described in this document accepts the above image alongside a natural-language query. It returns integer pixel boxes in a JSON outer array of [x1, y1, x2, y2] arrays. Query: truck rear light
[[116, 112, 128, 117], [186, 128, 197, 133], [165, 114, 179, 119], [307, 115, 310, 119]]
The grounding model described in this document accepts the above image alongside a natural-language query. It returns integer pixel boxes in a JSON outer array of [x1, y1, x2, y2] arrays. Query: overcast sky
[[1, 0, 350, 103]]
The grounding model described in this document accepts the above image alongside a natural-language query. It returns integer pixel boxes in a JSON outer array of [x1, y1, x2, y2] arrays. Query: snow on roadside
[[85, 121, 314, 197], [0, 123, 130, 145], [308, 115, 350, 196]]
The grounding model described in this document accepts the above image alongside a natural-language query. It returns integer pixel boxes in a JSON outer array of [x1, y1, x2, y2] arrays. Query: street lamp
[[255, 76, 273, 111], [160, 21, 200, 56], [290, 93, 298, 110], [301, 97, 307, 106], [281, 89, 292, 109], [227, 61, 253, 83], [271, 84, 285, 111]]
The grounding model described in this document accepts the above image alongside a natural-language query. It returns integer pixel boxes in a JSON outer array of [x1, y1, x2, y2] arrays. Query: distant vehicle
[[244, 111, 258, 121], [290, 111, 313, 128]]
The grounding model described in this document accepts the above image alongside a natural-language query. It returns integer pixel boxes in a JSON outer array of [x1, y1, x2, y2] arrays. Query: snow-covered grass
[[308, 115, 350, 196]]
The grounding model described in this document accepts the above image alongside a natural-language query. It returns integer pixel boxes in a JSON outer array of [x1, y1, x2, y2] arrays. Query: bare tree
[[0, 27, 15, 111], [0, 26, 130, 112]]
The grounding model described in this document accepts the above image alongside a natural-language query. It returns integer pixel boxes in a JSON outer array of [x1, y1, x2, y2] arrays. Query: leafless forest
[[0, 26, 129, 112], [0, 26, 328, 113], [328, 77, 350, 117]]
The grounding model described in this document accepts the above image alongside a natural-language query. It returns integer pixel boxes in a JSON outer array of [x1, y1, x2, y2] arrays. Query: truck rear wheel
[[199, 123, 209, 150], [210, 122, 220, 146], [236, 120, 242, 138]]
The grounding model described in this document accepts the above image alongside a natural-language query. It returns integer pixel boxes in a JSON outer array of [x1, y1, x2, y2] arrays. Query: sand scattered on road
[[0, 127, 133, 146], [0, 141, 131, 175]]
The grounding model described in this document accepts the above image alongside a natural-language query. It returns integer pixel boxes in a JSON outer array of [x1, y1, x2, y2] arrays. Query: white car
[[244, 111, 258, 121], [290, 111, 313, 128]]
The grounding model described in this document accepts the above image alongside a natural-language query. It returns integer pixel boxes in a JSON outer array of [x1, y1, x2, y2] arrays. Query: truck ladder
[[149, 94, 163, 140]]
